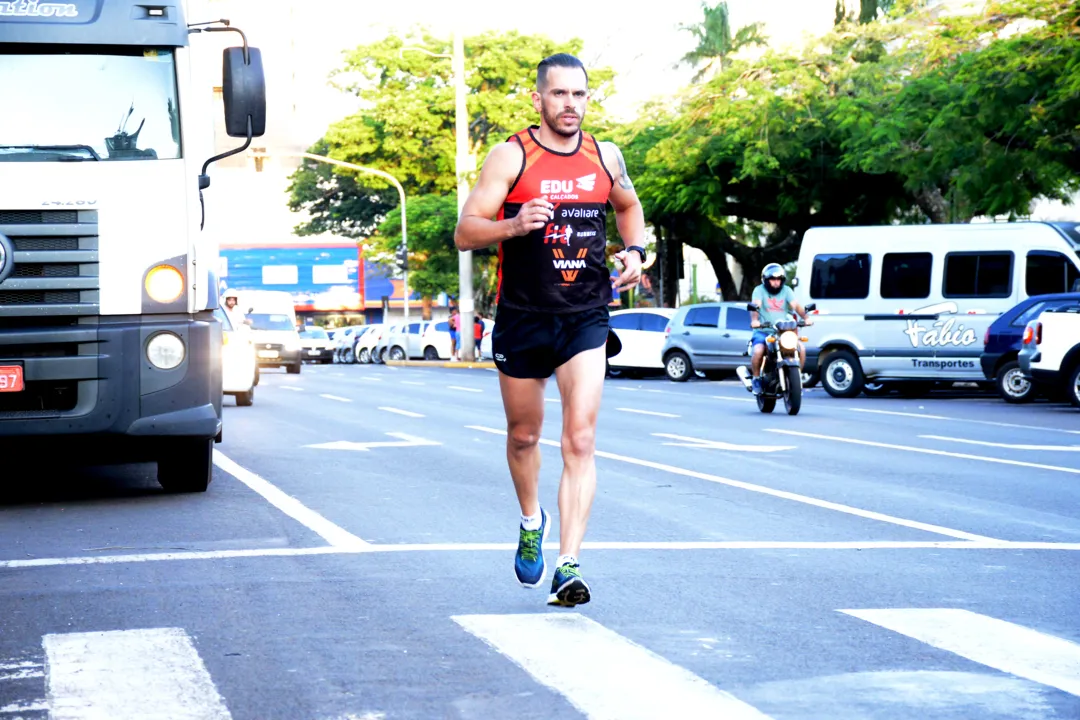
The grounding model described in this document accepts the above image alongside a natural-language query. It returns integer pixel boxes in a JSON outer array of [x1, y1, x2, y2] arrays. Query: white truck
[[0, 0, 266, 491], [1018, 304, 1080, 410]]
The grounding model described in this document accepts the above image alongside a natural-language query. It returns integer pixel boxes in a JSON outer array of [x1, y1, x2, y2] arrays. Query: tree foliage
[[368, 193, 460, 299]]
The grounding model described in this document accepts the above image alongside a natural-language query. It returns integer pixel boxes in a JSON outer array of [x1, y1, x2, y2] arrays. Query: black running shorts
[[492, 304, 611, 379]]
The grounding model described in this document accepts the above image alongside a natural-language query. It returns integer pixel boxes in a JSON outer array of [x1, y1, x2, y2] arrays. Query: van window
[[881, 252, 932, 299], [640, 314, 670, 332], [810, 254, 871, 299], [684, 306, 720, 328], [435, 321, 449, 332], [1026, 251, 1080, 296], [609, 313, 640, 330], [943, 252, 1013, 298], [726, 307, 751, 330]]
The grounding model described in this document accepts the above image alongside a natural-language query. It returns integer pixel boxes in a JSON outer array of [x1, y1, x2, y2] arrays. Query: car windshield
[[248, 314, 295, 331], [300, 328, 329, 339], [0, 45, 181, 162]]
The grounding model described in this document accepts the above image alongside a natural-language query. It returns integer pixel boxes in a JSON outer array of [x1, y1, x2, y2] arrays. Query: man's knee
[[562, 424, 596, 459], [508, 424, 541, 453]]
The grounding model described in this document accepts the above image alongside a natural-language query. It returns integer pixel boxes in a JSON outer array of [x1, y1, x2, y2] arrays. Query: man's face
[[767, 277, 784, 291], [225, 297, 236, 308], [533, 66, 589, 138]]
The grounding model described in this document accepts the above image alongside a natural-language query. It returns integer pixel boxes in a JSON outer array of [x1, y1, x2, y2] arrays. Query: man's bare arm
[[454, 143, 552, 251], [599, 141, 646, 248]]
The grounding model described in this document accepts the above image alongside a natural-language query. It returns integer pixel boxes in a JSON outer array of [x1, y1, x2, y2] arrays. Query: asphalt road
[[2, 362, 1079, 720]]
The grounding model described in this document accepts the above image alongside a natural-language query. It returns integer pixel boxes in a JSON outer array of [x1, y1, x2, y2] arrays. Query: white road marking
[[920, 435, 1080, 452], [654, 433, 796, 453], [766, 429, 1080, 476], [0, 702, 49, 714], [448, 385, 482, 393], [849, 408, 1080, 435], [400, 380, 425, 386], [713, 395, 755, 403], [44, 627, 232, 719], [850, 408, 949, 420], [0, 669, 43, 680], [544, 397, 560, 403], [465, 425, 994, 541], [617, 408, 680, 418], [0, 546, 351, 569], [280, 386, 303, 392], [452, 613, 772, 720], [4, 540, 1080, 570], [378, 406, 425, 418], [212, 450, 369, 550], [305, 433, 441, 452], [0, 661, 40, 670], [841, 608, 1080, 697], [616, 387, 640, 392], [360, 376, 382, 382], [320, 394, 352, 403]]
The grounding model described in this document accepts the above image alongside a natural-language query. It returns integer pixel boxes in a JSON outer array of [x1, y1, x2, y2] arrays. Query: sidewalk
[[384, 359, 496, 369]]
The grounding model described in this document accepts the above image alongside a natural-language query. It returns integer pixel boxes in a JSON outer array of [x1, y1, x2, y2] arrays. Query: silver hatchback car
[[660, 302, 755, 381]]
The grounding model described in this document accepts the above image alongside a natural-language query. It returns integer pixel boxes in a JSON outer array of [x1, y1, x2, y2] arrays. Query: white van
[[234, 290, 303, 375], [791, 221, 1080, 397]]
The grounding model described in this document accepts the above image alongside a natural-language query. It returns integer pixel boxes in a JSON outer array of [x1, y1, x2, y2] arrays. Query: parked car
[[214, 307, 257, 406], [661, 302, 755, 382], [1019, 303, 1080, 409], [607, 307, 676, 377], [353, 324, 385, 363], [417, 318, 494, 360], [299, 325, 334, 364], [981, 292, 1080, 402], [331, 325, 366, 363]]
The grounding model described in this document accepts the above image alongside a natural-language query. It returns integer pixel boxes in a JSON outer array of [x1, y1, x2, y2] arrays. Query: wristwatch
[[626, 245, 647, 264]]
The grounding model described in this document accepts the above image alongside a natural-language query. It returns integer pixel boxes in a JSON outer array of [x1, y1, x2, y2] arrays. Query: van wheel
[[236, 387, 254, 407], [996, 361, 1035, 403], [821, 350, 864, 398], [158, 438, 213, 493], [287, 362, 301, 374], [665, 351, 693, 382]]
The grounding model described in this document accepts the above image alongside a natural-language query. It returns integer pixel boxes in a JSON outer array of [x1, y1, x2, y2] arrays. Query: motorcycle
[[736, 303, 816, 415]]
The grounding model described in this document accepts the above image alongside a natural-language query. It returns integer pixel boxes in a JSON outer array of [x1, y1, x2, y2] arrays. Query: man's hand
[[803, 318, 814, 326], [611, 249, 642, 291], [751, 320, 761, 329], [510, 197, 554, 237]]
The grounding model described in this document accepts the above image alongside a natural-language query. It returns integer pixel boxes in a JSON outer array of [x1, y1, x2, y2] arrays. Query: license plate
[[258, 350, 279, 359], [0, 365, 24, 393], [307, 349, 321, 356]]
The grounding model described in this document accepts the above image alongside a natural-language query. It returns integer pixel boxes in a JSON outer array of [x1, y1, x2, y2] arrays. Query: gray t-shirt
[[752, 284, 797, 326]]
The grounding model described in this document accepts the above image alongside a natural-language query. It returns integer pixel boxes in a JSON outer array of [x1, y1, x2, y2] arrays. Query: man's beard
[[543, 106, 582, 138]]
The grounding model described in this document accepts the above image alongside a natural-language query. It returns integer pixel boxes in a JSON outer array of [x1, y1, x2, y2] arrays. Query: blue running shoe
[[547, 562, 591, 607], [751, 377, 763, 395], [514, 508, 549, 588]]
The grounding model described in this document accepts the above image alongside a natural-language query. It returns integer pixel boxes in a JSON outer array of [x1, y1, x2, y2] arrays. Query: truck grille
[[0, 209, 99, 318], [0, 379, 79, 416]]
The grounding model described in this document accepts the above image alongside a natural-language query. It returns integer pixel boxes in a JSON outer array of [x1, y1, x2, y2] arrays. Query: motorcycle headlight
[[779, 331, 798, 351]]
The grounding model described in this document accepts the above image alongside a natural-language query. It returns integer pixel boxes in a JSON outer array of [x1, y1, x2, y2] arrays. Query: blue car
[[981, 292, 1080, 402]]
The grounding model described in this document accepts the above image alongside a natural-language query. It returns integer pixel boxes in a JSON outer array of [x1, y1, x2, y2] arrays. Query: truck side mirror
[[222, 47, 266, 138], [805, 303, 817, 312]]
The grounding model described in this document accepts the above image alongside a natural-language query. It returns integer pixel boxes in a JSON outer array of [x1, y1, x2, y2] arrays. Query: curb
[[385, 360, 496, 369]]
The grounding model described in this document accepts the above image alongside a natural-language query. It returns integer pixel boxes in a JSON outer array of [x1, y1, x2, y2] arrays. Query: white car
[[1019, 303, 1080, 408], [607, 307, 677, 376], [215, 307, 257, 406], [299, 325, 334, 363], [419, 318, 494, 360]]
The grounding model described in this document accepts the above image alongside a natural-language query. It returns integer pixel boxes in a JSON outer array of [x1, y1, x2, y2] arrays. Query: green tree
[[369, 194, 460, 300], [679, 1, 768, 82]]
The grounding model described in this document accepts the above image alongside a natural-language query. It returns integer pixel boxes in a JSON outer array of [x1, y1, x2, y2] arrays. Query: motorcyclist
[[748, 263, 812, 395], [222, 289, 250, 329]]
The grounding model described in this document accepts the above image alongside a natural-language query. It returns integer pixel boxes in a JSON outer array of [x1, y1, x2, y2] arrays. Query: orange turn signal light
[[800, 336, 809, 342], [766, 337, 776, 343]]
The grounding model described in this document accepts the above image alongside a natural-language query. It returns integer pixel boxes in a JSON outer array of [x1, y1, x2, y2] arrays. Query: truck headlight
[[779, 331, 798, 351], [145, 265, 184, 303], [147, 332, 185, 369]]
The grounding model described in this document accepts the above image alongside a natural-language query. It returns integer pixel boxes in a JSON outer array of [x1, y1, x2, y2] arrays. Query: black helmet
[[761, 263, 786, 295]]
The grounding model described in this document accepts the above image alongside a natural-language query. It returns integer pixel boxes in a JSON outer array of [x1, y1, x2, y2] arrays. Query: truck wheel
[[665, 351, 692, 382], [158, 438, 213, 493], [287, 362, 301, 374], [236, 386, 254, 407], [821, 350, 864, 398], [1068, 363, 1080, 409], [996, 360, 1035, 403]]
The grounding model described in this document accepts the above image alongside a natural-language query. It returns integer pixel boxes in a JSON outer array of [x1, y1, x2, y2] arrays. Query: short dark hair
[[537, 53, 588, 90]]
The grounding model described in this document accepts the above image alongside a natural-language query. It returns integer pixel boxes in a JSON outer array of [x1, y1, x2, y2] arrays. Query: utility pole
[[453, 31, 475, 361]]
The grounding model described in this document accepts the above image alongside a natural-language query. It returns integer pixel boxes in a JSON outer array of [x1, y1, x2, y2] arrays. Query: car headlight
[[147, 332, 185, 369], [779, 331, 798, 351], [145, 265, 184, 303]]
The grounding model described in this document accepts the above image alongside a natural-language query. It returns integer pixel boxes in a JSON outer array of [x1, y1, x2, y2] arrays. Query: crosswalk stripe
[[452, 613, 772, 720], [841, 608, 1080, 697], [43, 628, 232, 719]]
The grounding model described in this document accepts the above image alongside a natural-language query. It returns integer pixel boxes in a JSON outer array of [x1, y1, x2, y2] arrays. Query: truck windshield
[[0, 45, 181, 162], [249, 314, 296, 332]]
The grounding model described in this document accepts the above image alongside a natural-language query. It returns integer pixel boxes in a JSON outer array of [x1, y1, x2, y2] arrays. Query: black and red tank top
[[496, 126, 614, 313]]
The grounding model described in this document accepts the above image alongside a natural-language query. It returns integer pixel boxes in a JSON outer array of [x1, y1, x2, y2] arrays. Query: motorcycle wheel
[[784, 365, 802, 415], [756, 393, 776, 413]]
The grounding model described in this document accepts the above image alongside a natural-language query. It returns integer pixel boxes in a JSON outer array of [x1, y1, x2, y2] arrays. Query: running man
[[454, 53, 646, 606]]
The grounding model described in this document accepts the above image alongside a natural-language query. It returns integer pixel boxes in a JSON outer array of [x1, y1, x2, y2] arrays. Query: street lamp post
[[401, 32, 474, 360], [257, 151, 409, 324]]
